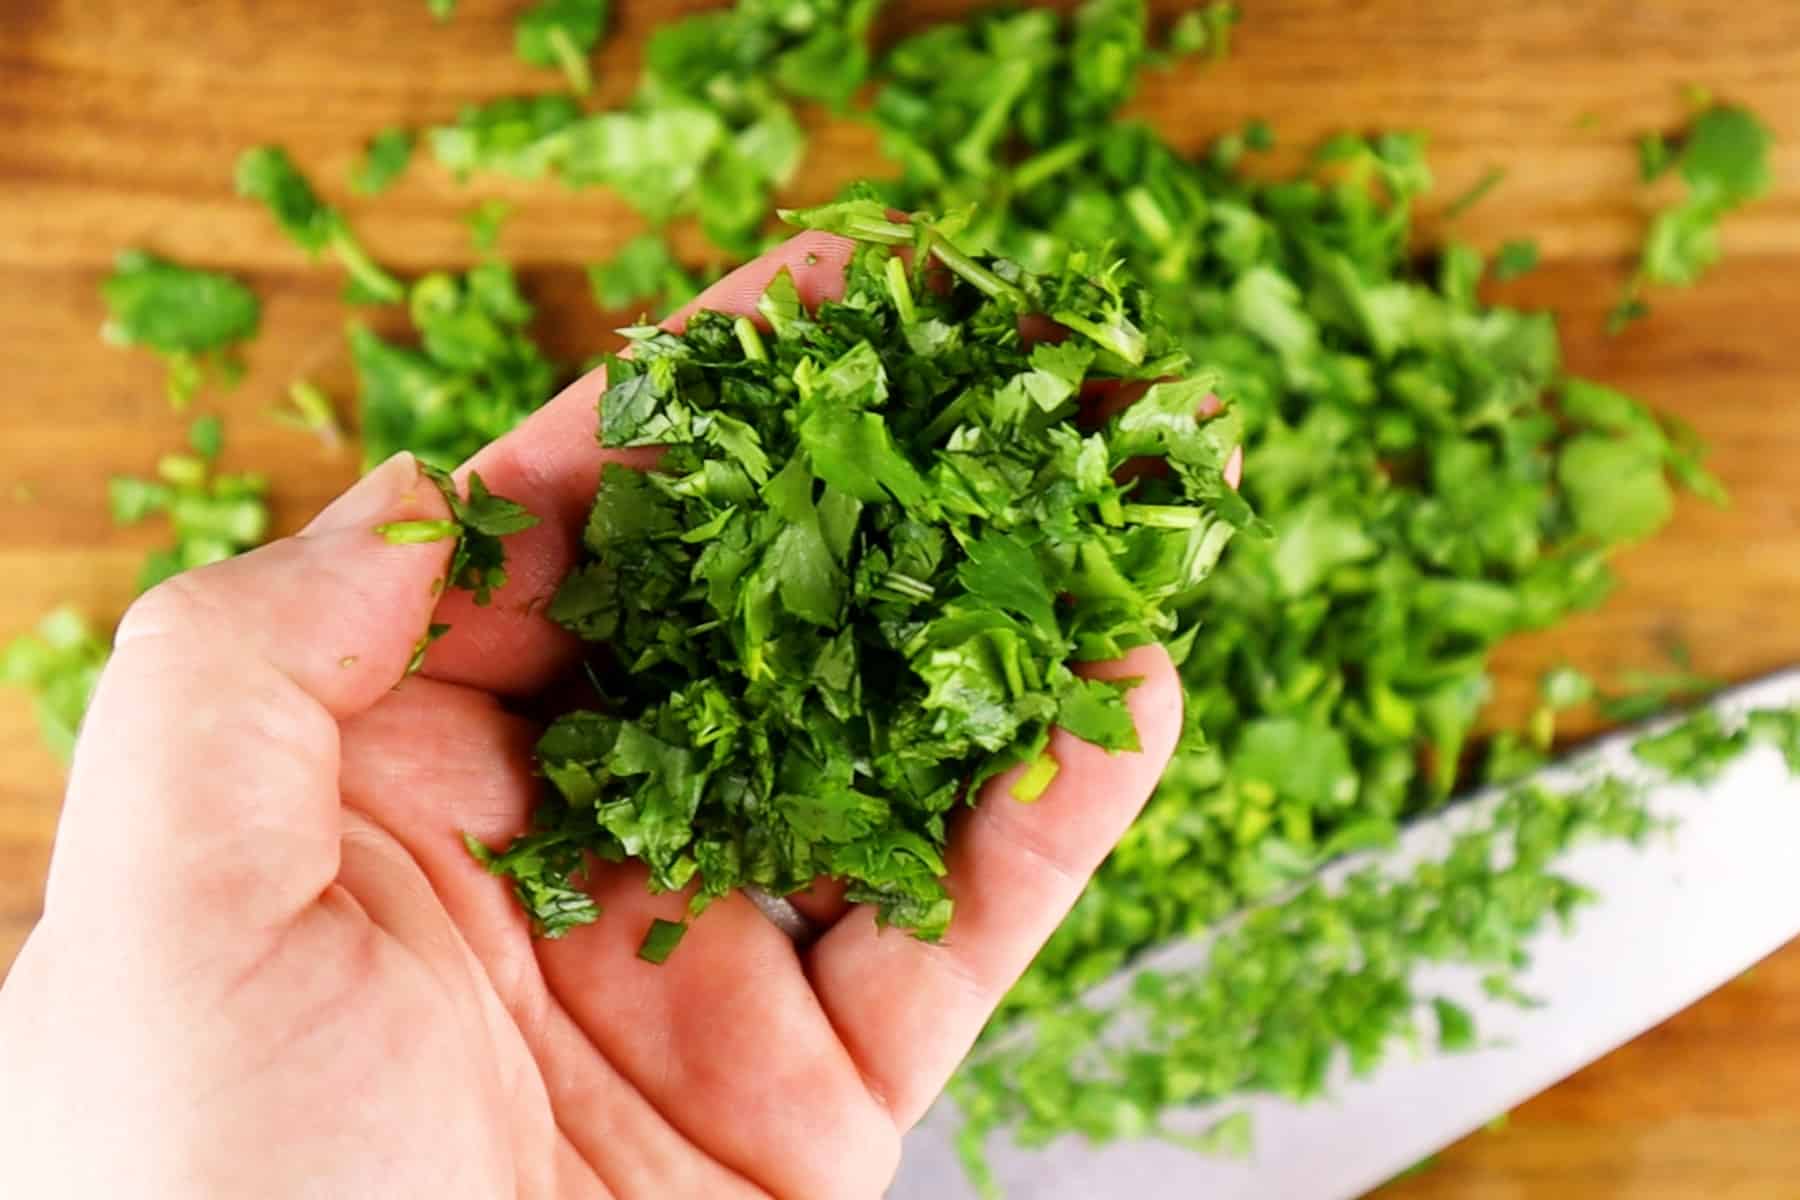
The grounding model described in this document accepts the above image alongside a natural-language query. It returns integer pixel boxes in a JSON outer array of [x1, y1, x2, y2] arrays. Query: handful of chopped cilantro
[[475, 203, 1250, 943]]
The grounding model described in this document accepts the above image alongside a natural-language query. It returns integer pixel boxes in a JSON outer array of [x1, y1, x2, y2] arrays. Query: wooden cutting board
[[2, 2, 1798, 1194]]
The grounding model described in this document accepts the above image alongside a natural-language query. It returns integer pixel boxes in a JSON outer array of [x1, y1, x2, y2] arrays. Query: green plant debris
[[588, 232, 707, 312], [100, 250, 261, 408], [352, 128, 416, 197], [516, 0, 609, 96], [1616, 103, 1773, 330], [465, 198, 513, 252], [417, 465, 540, 606], [351, 261, 562, 470], [235, 145, 406, 305], [107, 418, 272, 594], [1, 608, 110, 762]]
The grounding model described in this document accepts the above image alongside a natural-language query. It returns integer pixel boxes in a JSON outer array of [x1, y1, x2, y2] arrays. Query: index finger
[[419, 230, 856, 695]]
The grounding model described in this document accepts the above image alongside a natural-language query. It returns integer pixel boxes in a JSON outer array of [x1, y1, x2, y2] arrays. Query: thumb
[[45, 452, 458, 938]]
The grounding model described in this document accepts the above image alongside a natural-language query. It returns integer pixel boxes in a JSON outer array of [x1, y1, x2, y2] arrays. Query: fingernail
[[303, 452, 421, 536]]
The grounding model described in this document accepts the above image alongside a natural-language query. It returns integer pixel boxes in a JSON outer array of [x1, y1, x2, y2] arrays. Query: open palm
[[0, 235, 1184, 1200]]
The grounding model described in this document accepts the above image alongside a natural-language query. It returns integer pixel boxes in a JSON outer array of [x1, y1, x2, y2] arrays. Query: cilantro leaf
[[465, 199, 512, 253], [1618, 103, 1772, 327], [101, 250, 261, 408], [235, 145, 405, 305], [418, 465, 541, 605], [588, 233, 705, 312], [1, 608, 109, 761], [516, 0, 610, 96], [109, 432, 271, 594], [352, 128, 416, 197], [1493, 239, 1540, 281], [352, 262, 561, 469]]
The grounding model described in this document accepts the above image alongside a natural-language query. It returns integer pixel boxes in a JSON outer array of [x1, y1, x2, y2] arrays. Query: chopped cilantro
[[235, 145, 405, 305], [101, 250, 260, 408], [516, 0, 610, 96], [1, 608, 109, 761], [1444, 165, 1505, 219], [274, 379, 344, 447], [465, 198, 513, 252], [430, 95, 585, 181], [108, 428, 271, 593], [588, 233, 706, 312], [352, 261, 562, 469], [1493, 239, 1540, 280], [1167, 2, 1240, 59], [417, 465, 540, 605], [481, 208, 1248, 949], [637, 918, 688, 963], [352, 128, 416, 197], [1617, 103, 1773, 329]]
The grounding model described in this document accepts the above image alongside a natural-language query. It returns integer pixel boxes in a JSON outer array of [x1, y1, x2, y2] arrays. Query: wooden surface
[[3, 1, 1799, 1195]]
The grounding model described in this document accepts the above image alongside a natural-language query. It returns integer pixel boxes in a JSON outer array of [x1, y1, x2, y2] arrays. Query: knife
[[893, 667, 1800, 1199]]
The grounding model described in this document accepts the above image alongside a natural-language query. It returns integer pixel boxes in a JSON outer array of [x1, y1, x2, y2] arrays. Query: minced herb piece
[[1630, 707, 1748, 784], [516, 0, 609, 96], [352, 261, 562, 469], [108, 421, 271, 593], [101, 250, 261, 408], [465, 199, 513, 252], [637, 918, 688, 963], [1638, 132, 1674, 182], [1615, 103, 1773, 330], [1596, 662, 1723, 723], [235, 145, 406, 305], [431, 95, 586, 181], [1493, 239, 1541, 281], [430, 1, 879, 254], [417, 466, 539, 606], [478, 204, 1249, 947], [463, 830, 600, 937], [1, 608, 110, 761], [1747, 707, 1800, 773], [274, 379, 344, 448], [1167, 2, 1240, 59], [352, 128, 416, 197], [1541, 664, 1596, 710], [588, 232, 706, 312], [427, 0, 455, 20], [1444, 165, 1506, 219]]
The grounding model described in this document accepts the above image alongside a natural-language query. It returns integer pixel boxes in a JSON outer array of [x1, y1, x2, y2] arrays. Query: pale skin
[[0, 234, 1236, 1199]]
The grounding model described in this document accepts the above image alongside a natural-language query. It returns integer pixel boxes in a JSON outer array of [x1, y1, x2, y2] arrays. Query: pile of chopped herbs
[[2, 0, 1788, 1192], [470, 201, 1250, 941]]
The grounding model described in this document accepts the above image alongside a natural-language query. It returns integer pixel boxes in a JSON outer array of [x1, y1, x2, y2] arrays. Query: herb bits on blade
[[471, 204, 1252, 953]]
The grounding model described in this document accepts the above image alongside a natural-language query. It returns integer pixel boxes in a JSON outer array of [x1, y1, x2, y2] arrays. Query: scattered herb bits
[[476, 204, 1251, 947], [100, 250, 261, 408]]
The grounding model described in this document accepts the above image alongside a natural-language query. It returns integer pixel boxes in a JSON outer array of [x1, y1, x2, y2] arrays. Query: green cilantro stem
[[1444, 165, 1506, 219], [376, 518, 459, 544], [1011, 137, 1092, 193], [548, 25, 593, 96], [886, 254, 918, 325], [926, 232, 1028, 307], [331, 228, 406, 305], [733, 315, 769, 363]]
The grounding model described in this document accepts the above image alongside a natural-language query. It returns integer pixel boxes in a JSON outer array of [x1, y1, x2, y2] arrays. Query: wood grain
[[2, 1, 1799, 1194]]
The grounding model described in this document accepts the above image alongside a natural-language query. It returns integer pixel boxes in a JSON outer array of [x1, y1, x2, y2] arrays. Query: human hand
[[0, 235, 1190, 1199]]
